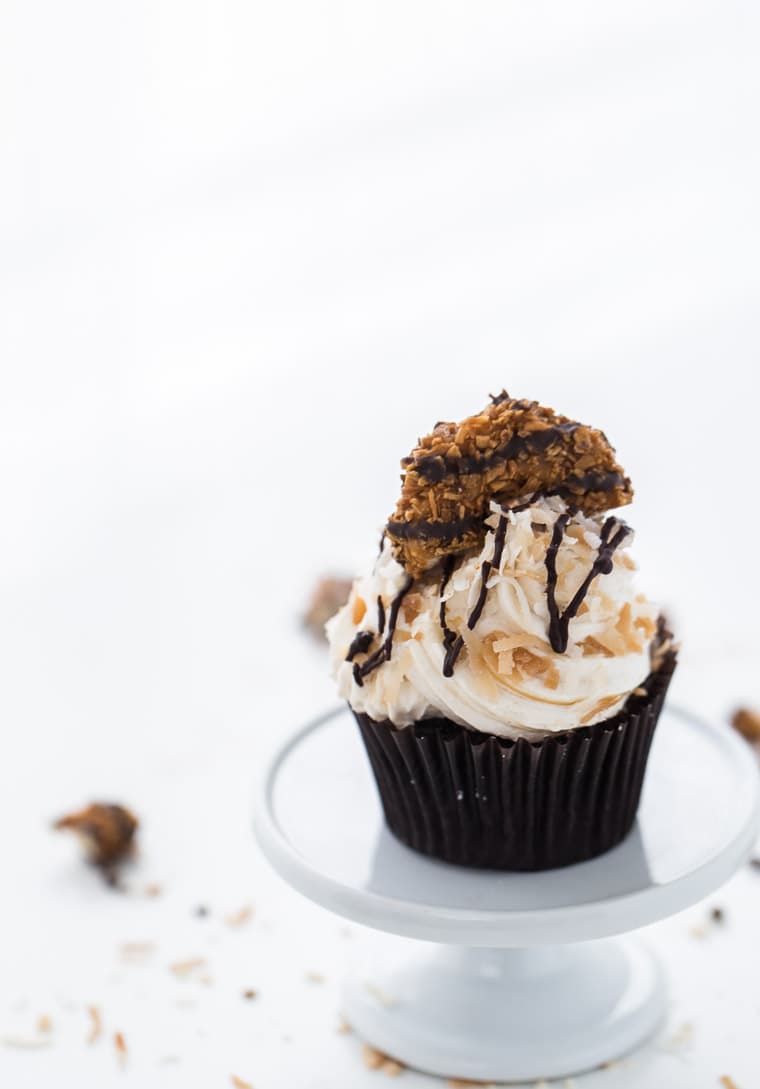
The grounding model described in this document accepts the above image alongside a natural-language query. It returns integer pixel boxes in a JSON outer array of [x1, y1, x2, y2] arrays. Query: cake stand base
[[343, 939, 665, 1082]]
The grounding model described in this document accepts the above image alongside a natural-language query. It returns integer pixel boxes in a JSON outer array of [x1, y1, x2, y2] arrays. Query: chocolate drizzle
[[353, 575, 413, 686], [467, 513, 508, 631], [346, 630, 374, 662], [386, 513, 483, 542], [377, 595, 386, 636], [440, 511, 512, 678], [439, 556, 463, 677], [409, 423, 583, 483], [545, 514, 631, 653]]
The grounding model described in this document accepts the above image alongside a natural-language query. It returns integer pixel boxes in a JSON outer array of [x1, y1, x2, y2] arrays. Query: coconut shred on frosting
[[326, 497, 660, 739]]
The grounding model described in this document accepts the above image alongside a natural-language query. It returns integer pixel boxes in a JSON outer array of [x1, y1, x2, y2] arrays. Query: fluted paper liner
[[353, 652, 677, 871]]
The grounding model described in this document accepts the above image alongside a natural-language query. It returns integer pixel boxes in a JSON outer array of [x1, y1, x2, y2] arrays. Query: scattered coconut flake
[[720, 1078, 741, 1089], [364, 982, 396, 1008], [225, 904, 255, 928], [1, 1034, 53, 1049], [663, 1022, 693, 1050], [87, 1005, 102, 1045], [230, 1075, 253, 1089], [120, 942, 155, 962], [114, 1030, 127, 1066], [36, 1014, 52, 1033], [169, 957, 207, 978], [361, 1045, 404, 1075]]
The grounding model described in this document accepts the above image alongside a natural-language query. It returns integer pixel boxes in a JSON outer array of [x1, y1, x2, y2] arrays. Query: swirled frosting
[[326, 497, 659, 739]]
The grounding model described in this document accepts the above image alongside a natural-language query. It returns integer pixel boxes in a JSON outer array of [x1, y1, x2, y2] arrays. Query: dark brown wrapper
[[352, 651, 677, 871]]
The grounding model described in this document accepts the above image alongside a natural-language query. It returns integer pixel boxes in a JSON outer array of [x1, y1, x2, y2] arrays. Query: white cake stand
[[254, 705, 759, 1082]]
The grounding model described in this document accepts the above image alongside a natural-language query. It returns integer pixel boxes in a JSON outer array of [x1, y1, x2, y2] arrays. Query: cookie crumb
[[230, 1076, 253, 1089], [169, 957, 206, 977], [720, 1078, 741, 1089], [731, 708, 760, 743], [114, 1030, 127, 1065], [711, 906, 725, 924], [303, 576, 352, 638], [36, 1014, 52, 1034], [86, 1005, 102, 1044], [447, 1081, 490, 1088], [242, 989, 258, 1001], [361, 1044, 405, 1075], [144, 883, 162, 898], [364, 982, 396, 1008], [120, 942, 155, 962], [225, 904, 254, 928], [53, 803, 138, 884], [664, 1021, 693, 1049], [336, 1016, 351, 1035], [305, 971, 325, 984]]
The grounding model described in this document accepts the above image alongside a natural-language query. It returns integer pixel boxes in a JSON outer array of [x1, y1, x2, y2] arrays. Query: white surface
[[257, 706, 757, 1079], [255, 705, 760, 946], [3, 0, 760, 1086], [342, 942, 666, 1081]]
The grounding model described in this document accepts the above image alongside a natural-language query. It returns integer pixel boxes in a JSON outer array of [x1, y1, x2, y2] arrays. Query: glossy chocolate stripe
[[407, 422, 582, 482], [386, 515, 482, 541]]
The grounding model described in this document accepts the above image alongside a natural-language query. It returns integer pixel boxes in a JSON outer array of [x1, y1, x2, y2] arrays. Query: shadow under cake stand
[[254, 705, 759, 1082]]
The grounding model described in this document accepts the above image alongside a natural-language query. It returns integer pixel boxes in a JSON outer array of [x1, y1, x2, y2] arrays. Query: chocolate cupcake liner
[[353, 651, 677, 871]]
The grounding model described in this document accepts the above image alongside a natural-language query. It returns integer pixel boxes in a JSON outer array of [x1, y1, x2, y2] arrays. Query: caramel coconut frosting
[[327, 392, 665, 740]]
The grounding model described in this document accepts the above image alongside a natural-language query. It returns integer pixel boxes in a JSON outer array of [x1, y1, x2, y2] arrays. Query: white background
[[2, 1, 760, 1086]]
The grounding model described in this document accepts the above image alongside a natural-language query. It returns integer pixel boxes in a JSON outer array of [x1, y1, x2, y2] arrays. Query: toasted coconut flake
[[86, 1005, 102, 1045], [114, 1030, 127, 1065], [230, 1076, 253, 1089], [225, 904, 254, 928]]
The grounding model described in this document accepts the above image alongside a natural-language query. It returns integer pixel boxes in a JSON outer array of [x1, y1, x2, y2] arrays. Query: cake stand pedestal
[[254, 705, 759, 1082]]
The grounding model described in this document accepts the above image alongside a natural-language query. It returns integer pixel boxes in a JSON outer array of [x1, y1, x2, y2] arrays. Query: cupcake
[[326, 393, 677, 871]]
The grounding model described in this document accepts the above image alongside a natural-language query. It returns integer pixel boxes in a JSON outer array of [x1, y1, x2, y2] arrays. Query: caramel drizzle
[[545, 514, 630, 653], [353, 575, 413, 686]]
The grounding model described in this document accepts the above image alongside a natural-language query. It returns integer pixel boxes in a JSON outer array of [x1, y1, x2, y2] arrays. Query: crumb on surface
[[447, 1079, 493, 1088], [143, 883, 162, 897], [169, 957, 207, 977], [361, 1044, 405, 1075], [364, 982, 396, 1008], [230, 1076, 253, 1089], [242, 989, 258, 1001], [53, 802, 138, 879], [720, 1077, 741, 1089], [114, 1030, 127, 1065], [225, 904, 254, 927], [730, 707, 760, 743], [305, 971, 325, 984], [336, 1016, 351, 1035], [303, 576, 352, 638], [711, 906, 725, 923], [120, 942, 155, 961], [86, 1005, 102, 1045], [36, 1014, 52, 1033]]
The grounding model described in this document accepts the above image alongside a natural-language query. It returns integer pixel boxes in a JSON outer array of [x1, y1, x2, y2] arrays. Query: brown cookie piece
[[386, 392, 632, 575], [54, 802, 138, 883]]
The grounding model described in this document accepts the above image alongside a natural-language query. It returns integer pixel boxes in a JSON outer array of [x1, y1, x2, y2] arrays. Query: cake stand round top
[[254, 704, 759, 946]]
